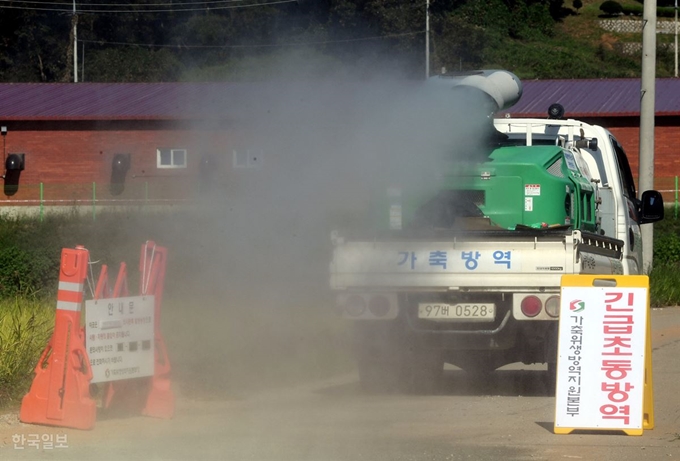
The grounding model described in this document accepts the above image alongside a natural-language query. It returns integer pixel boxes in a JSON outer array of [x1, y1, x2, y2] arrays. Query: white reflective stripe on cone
[[58, 281, 83, 292], [56, 300, 81, 312]]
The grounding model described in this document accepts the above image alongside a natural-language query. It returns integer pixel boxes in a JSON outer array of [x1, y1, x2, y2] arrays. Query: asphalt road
[[3, 307, 680, 461]]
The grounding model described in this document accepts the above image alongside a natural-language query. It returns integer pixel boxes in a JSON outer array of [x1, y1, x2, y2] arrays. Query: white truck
[[329, 71, 664, 393]]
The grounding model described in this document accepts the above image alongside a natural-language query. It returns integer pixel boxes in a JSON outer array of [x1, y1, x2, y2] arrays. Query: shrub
[[658, 6, 679, 18], [0, 219, 57, 297], [600, 0, 623, 15], [621, 4, 643, 15], [0, 298, 54, 408], [653, 232, 680, 265], [650, 214, 680, 306]]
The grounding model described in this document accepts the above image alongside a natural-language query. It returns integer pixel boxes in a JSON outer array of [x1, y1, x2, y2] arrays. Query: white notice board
[[85, 296, 155, 384], [555, 275, 651, 435]]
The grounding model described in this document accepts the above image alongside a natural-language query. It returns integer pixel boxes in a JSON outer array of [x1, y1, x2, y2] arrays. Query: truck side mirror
[[4, 153, 24, 196], [110, 153, 131, 196], [639, 190, 664, 224]]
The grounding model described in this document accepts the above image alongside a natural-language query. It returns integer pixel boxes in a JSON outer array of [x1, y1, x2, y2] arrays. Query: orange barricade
[[19, 246, 97, 430], [139, 241, 175, 418], [98, 242, 175, 419], [20, 241, 174, 430]]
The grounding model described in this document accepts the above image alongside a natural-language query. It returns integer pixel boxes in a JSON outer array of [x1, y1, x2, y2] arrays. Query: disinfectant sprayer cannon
[[429, 70, 523, 114], [424, 70, 524, 164]]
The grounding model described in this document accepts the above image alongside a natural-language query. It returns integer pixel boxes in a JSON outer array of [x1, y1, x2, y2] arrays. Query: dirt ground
[[1, 307, 680, 461]]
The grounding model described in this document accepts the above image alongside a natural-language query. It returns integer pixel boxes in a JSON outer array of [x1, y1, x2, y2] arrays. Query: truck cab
[[494, 116, 663, 274]]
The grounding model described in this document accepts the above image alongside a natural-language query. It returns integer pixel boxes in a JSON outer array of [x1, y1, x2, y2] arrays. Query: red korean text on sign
[[599, 291, 635, 424]]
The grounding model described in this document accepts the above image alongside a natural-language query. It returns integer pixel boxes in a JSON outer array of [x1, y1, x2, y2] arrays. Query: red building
[[0, 79, 679, 207], [504, 78, 680, 201], [0, 83, 263, 208]]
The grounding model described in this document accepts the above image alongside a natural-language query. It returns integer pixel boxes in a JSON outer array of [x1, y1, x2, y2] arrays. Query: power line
[[0, 0, 297, 13], [0, 0, 253, 5], [78, 31, 424, 49]]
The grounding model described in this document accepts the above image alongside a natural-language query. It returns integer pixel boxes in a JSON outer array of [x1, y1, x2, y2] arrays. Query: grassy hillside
[[477, 0, 677, 79]]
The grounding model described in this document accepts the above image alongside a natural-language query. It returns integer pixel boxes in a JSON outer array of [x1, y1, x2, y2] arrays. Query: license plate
[[417, 303, 495, 321]]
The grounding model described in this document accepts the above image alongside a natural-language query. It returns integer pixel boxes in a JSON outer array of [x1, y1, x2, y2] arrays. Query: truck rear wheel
[[545, 362, 557, 396], [400, 347, 443, 395], [356, 352, 401, 393], [353, 322, 402, 393], [353, 323, 443, 394]]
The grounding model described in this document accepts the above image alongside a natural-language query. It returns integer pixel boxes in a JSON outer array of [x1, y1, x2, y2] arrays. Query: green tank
[[376, 145, 597, 232]]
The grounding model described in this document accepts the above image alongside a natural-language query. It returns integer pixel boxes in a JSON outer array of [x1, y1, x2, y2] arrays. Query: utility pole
[[675, 0, 678, 77], [425, 0, 430, 79], [640, 0, 657, 272], [73, 0, 78, 83]]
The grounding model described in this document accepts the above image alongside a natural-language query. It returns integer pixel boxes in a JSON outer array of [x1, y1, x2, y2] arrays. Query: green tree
[[0, 0, 647, 82], [600, 1, 623, 16], [573, 0, 583, 13], [0, 10, 71, 82], [85, 48, 183, 82]]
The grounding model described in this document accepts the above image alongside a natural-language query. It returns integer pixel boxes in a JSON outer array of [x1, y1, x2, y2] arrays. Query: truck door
[[610, 135, 642, 274]]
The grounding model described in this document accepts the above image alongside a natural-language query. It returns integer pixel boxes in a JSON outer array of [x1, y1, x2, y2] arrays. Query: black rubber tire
[[400, 347, 444, 395], [353, 323, 443, 395], [545, 362, 557, 396], [356, 351, 402, 393]]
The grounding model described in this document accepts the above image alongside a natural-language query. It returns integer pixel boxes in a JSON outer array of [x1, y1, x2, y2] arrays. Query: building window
[[233, 149, 263, 168], [157, 148, 187, 169]]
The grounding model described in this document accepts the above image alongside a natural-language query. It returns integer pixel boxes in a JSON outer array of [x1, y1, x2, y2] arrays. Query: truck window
[[609, 135, 637, 200], [578, 149, 608, 186]]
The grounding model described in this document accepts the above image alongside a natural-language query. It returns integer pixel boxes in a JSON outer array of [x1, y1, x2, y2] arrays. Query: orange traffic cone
[[19, 246, 96, 430]]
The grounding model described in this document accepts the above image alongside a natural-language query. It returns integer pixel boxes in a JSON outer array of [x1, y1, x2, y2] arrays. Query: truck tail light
[[520, 295, 542, 317], [345, 295, 366, 317], [545, 296, 560, 318], [368, 295, 390, 317]]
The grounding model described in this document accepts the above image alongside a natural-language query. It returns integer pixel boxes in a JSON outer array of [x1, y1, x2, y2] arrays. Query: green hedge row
[[0, 210, 679, 304], [601, 1, 678, 18], [0, 211, 187, 298]]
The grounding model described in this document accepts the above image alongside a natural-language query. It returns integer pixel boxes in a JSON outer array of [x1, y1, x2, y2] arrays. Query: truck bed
[[330, 228, 624, 291]]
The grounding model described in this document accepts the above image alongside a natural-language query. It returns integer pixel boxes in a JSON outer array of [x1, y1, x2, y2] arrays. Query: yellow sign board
[[554, 275, 654, 436]]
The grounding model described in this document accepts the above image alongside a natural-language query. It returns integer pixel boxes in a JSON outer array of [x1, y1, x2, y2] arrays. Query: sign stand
[[89, 241, 174, 419], [554, 275, 654, 435], [19, 242, 174, 430], [91, 261, 141, 413], [139, 241, 174, 419]]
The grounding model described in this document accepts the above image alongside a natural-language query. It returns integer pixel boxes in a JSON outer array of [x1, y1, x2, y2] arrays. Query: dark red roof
[[0, 82, 259, 121], [505, 78, 680, 118], [1, 79, 679, 121]]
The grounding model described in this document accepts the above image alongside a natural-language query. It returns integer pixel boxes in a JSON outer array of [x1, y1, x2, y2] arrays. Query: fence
[[656, 177, 680, 218], [0, 179, 197, 220], [2, 177, 680, 221]]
